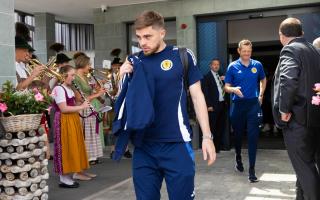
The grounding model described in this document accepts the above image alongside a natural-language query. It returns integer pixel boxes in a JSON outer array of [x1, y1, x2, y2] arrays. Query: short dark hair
[[279, 18, 303, 37], [134, 10, 164, 30], [211, 58, 220, 62]]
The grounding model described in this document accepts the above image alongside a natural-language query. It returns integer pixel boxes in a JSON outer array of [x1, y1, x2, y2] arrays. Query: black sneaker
[[123, 150, 132, 158], [235, 155, 244, 172], [248, 167, 259, 183], [110, 151, 114, 159]]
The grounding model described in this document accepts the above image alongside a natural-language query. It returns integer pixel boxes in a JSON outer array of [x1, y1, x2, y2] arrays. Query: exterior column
[[34, 13, 55, 63], [0, 0, 15, 85]]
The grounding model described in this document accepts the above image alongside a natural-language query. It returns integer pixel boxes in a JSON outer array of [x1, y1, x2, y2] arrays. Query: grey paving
[[48, 149, 296, 200]]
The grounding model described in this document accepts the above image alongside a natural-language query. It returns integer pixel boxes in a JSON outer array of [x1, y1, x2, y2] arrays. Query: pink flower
[[34, 93, 44, 102], [314, 83, 320, 92], [32, 88, 39, 94], [311, 95, 320, 106], [0, 103, 8, 112]]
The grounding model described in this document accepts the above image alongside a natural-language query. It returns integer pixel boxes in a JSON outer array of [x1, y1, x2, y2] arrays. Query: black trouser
[[208, 101, 226, 152], [282, 119, 320, 200]]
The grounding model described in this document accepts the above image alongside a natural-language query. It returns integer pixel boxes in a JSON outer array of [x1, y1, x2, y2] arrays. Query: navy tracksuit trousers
[[231, 98, 260, 168]]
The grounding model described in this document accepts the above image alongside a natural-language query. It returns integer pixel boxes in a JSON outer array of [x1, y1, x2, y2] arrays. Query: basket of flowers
[[0, 81, 52, 132]]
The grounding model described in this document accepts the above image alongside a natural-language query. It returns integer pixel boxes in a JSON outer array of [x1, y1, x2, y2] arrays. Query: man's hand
[[202, 139, 216, 166], [232, 86, 244, 98], [119, 59, 133, 78], [258, 95, 263, 105], [31, 64, 45, 78], [281, 112, 292, 122], [207, 107, 214, 112]]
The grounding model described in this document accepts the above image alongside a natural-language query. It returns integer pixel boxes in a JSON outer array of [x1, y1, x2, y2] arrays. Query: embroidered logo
[[251, 67, 257, 73], [160, 60, 173, 71]]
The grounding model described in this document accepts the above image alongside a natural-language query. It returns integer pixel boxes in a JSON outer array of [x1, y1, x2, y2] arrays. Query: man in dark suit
[[202, 59, 226, 153], [272, 17, 320, 200]]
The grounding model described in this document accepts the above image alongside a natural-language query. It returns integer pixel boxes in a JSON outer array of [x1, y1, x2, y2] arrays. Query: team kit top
[[137, 45, 202, 143], [224, 58, 266, 101]]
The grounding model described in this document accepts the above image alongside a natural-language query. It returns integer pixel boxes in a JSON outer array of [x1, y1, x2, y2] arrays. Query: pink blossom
[[32, 88, 39, 94], [311, 95, 320, 106], [314, 83, 320, 92], [0, 103, 8, 112], [34, 93, 44, 102]]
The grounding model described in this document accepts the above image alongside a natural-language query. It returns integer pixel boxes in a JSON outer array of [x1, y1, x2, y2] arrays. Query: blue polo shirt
[[225, 58, 265, 101], [138, 45, 202, 142]]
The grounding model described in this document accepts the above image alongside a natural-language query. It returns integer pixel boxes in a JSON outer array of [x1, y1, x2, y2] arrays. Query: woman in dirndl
[[52, 65, 91, 188]]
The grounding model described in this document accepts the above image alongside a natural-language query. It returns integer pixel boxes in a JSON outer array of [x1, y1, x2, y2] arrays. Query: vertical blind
[[55, 22, 95, 51], [15, 11, 95, 51]]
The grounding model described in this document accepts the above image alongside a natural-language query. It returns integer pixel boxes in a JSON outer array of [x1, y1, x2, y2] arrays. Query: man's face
[[210, 60, 220, 72], [26, 51, 33, 62], [15, 48, 29, 63], [237, 45, 252, 61], [136, 26, 165, 56]]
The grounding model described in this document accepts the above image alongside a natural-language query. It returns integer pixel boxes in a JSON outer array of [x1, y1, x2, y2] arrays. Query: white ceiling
[[14, 0, 168, 24]]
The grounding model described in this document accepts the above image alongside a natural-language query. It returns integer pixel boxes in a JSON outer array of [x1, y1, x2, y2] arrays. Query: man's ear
[[237, 48, 241, 55], [160, 29, 166, 39]]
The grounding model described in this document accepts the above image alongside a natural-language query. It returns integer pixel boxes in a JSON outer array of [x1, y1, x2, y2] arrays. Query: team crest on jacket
[[251, 67, 257, 73], [161, 60, 173, 71]]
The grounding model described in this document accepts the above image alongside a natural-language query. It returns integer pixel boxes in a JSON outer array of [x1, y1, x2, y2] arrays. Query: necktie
[[216, 73, 225, 97]]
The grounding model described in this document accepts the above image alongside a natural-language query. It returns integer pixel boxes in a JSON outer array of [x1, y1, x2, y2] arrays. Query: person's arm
[[258, 78, 267, 105], [202, 76, 214, 112], [189, 81, 216, 166], [16, 64, 44, 90], [224, 83, 243, 98], [278, 46, 300, 122], [53, 86, 90, 112], [86, 87, 106, 102]]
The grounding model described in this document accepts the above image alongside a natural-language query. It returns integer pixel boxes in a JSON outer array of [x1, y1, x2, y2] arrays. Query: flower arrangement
[[311, 83, 320, 106], [0, 81, 52, 116]]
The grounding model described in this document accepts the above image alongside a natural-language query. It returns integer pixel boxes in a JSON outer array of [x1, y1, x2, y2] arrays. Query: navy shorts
[[132, 141, 195, 200]]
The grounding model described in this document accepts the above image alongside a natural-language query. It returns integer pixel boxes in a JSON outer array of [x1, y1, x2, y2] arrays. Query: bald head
[[313, 37, 320, 48], [279, 18, 303, 37]]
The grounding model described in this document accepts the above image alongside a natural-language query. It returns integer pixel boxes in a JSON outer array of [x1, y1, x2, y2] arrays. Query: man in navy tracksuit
[[224, 39, 266, 183], [119, 11, 216, 200]]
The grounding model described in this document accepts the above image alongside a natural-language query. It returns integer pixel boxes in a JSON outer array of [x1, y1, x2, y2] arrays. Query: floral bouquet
[[0, 81, 52, 116], [311, 83, 320, 106], [0, 81, 52, 132]]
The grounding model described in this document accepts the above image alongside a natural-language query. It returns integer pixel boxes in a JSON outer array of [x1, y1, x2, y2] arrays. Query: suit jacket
[[202, 71, 222, 110], [272, 37, 320, 128]]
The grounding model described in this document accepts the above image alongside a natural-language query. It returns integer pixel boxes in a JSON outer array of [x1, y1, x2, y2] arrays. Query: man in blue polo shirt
[[224, 39, 266, 183], [119, 10, 216, 199]]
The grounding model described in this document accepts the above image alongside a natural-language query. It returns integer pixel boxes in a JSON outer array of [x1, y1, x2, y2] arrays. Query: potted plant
[[0, 81, 52, 132]]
